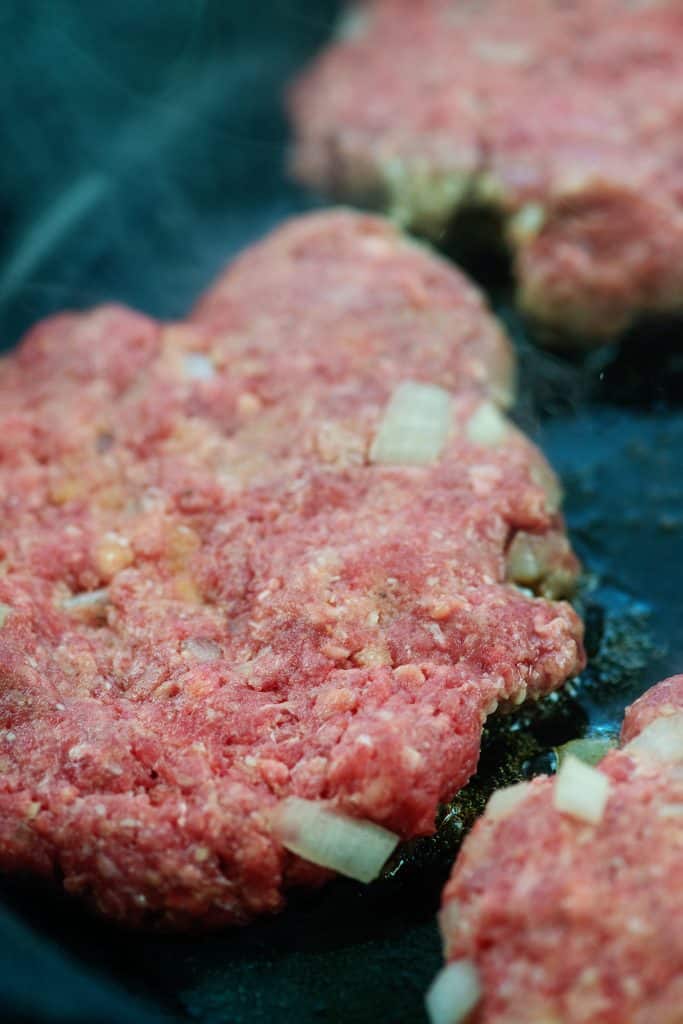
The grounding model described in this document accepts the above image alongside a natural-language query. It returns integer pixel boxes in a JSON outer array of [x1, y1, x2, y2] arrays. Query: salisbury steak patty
[[433, 676, 683, 1024], [289, 1, 683, 342], [0, 210, 583, 928]]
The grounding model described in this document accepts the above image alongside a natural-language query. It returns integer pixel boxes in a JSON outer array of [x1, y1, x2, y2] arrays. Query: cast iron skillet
[[1, 3, 682, 1022]]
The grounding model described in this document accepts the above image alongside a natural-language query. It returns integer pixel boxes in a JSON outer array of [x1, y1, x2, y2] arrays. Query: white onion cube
[[270, 797, 399, 883], [425, 960, 481, 1024], [466, 401, 509, 446], [509, 202, 546, 242], [556, 736, 615, 768], [553, 754, 610, 825], [182, 353, 216, 381], [506, 533, 542, 585], [0, 603, 12, 627], [62, 588, 109, 612], [370, 381, 452, 465], [624, 714, 683, 763]]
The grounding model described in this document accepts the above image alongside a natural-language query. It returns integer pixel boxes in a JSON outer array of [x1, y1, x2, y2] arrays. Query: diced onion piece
[[508, 202, 546, 242], [553, 755, 610, 825], [438, 900, 462, 943], [270, 797, 399, 883], [506, 533, 542, 585], [506, 531, 576, 600], [0, 603, 12, 627], [624, 714, 683, 764], [182, 353, 215, 381], [425, 960, 481, 1024], [370, 381, 452, 466], [511, 584, 535, 598], [62, 588, 109, 612], [485, 781, 532, 821], [556, 737, 616, 768], [531, 462, 562, 515], [466, 401, 509, 446]]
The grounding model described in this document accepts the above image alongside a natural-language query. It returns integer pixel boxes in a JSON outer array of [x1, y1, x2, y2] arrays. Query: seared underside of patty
[[0, 210, 583, 929], [438, 675, 683, 1023], [289, 0, 683, 343]]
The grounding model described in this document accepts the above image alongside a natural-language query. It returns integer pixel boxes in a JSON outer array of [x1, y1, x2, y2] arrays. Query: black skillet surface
[[1, 3, 682, 1022]]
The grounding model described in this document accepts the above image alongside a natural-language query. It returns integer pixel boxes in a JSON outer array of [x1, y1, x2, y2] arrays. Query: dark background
[[1, 3, 682, 1022], [0, 0, 337, 348]]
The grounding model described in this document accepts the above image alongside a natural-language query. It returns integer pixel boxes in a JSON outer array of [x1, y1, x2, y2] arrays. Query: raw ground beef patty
[[289, 0, 683, 343], [0, 210, 584, 929], [433, 675, 683, 1024]]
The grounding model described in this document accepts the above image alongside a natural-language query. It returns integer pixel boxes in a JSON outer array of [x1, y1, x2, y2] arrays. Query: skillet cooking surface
[[1, 3, 682, 1022]]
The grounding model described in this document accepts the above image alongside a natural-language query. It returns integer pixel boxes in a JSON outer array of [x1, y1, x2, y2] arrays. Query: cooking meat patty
[[0, 210, 584, 929], [289, 1, 683, 343], [432, 675, 683, 1024]]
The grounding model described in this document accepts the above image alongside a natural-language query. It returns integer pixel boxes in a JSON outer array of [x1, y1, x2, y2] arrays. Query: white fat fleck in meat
[[426, 622, 447, 648], [182, 352, 216, 381], [181, 638, 222, 663], [474, 39, 534, 65], [68, 744, 90, 761]]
